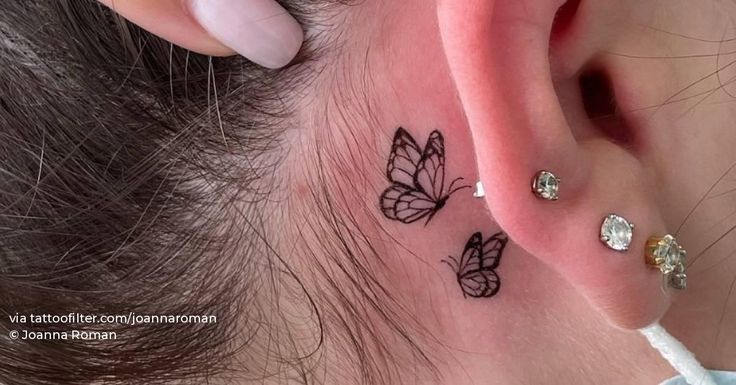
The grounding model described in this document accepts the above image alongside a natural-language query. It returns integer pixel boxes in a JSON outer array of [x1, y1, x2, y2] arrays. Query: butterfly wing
[[480, 231, 509, 270], [387, 127, 423, 187], [459, 269, 500, 298], [456, 232, 483, 276], [380, 185, 438, 224], [454, 232, 507, 298], [414, 130, 446, 201]]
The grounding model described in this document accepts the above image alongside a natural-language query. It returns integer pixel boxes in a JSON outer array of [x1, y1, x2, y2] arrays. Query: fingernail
[[189, 0, 304, 69]]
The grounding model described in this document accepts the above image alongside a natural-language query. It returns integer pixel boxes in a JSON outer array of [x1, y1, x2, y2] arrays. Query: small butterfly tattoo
[[442, 231, 509, 298], [380, 127, 470, 225]]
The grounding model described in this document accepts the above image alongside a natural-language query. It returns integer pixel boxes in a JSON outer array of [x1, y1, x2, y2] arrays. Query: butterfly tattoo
[[442, 231, 509, 298], [380, 127, 470, 225]]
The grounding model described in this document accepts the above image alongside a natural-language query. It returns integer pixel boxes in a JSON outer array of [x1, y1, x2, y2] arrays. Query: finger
[[98, 0, 304, 69]]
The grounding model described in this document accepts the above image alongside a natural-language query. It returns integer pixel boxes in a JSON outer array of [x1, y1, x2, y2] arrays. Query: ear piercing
[[645, 235, 688, 290], [600, 214, 634, 252], [531, 170, 687, 289], [532, 170, 560, 200]]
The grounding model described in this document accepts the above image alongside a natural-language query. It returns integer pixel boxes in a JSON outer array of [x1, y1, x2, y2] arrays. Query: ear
[[437, 0, 670, 329], [97, 0, 303, 69]]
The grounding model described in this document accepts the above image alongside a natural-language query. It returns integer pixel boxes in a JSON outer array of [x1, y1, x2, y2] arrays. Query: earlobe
[[438, 0, 671, 329]]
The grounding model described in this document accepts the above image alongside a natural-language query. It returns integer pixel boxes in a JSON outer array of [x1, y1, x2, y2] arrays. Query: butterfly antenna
[[447, 177, 472, 195], [441, 256, 458, 271]]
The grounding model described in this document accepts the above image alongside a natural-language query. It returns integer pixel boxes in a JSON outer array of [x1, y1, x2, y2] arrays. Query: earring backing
[[532, 170, 560, 200], [645, 234, 687, 290], [473, 181, 486, 198]]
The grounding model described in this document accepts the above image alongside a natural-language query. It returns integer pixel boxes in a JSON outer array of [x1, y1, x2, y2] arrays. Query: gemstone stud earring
[[532, 170, 560, 201], [645, 234, 687, 290], [600, 214, 634, 252]]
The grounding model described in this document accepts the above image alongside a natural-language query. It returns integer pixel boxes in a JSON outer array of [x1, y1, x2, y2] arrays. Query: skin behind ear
[[437, 0, 670, 329]]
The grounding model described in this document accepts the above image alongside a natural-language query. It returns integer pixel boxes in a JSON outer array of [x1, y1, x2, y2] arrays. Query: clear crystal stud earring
[[532, 170, 560, 201], [645, 234, 687, 290], [600, 214, 634, 252]]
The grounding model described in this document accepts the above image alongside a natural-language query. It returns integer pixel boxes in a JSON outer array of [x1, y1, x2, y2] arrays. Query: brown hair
[[0, 1, 364, 384]]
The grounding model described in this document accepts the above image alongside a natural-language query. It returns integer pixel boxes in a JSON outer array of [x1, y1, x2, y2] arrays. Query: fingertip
[[189, 0, 304, 69]]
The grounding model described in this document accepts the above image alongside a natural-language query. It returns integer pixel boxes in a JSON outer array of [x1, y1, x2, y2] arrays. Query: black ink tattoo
[[380, 127, 470, 225], [442, 231, 509, 298]]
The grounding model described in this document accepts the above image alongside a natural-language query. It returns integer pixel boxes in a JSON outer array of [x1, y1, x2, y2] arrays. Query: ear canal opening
[[578, 67, 635, 146]]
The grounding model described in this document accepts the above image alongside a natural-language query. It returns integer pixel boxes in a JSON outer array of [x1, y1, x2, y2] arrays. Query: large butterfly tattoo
[[442, 231, 509, 298], [379, 127, 469, 225]]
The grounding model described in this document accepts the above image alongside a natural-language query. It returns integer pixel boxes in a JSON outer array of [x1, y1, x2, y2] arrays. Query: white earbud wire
[[639, 322, 716, 385]]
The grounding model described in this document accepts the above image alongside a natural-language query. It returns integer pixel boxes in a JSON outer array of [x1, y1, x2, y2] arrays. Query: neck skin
[[268, 0, 736, 384]]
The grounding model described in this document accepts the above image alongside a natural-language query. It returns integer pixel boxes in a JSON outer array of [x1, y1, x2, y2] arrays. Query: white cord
[[639, 322, 717, 385]]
